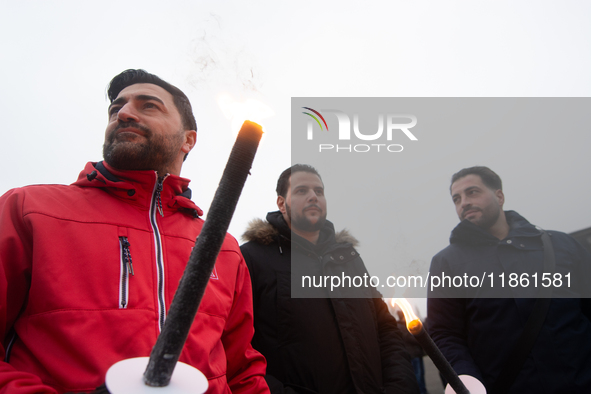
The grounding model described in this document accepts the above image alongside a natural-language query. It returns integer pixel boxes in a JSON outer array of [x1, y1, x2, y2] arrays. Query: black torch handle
[[143, 121, 263, 387], [414, 328, 470, 394]]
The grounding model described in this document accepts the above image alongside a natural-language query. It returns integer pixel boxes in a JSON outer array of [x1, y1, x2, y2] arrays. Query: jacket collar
[[265, 210, 337, 250], [266, 210, 291, 239], [73, 161, 202, 217], [450, 210, 541, 245], [242, 210, 360, 249]]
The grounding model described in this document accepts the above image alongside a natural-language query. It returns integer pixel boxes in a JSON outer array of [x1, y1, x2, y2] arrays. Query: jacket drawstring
[[86, 171, 98, 181], [85, 170, 105, 184]]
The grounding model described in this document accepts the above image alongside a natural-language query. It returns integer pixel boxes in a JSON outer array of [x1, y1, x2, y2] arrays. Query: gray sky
[[2, 0, 590, 316]]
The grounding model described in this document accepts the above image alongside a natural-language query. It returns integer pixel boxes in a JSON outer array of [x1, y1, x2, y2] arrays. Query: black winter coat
[[428, 211, 591, 393], [240, 211, 419, 394]]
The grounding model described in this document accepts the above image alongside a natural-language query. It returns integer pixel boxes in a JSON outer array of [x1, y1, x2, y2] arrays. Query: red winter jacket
[[0, 161, 269, 394]]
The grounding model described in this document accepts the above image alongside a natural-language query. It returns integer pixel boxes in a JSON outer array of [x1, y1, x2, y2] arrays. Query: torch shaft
[[413, 328, 470, 394], [143, 121, 263, 387]]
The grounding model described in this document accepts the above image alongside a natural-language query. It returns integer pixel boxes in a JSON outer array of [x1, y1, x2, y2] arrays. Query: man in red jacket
[[0, 69, 269, 394]]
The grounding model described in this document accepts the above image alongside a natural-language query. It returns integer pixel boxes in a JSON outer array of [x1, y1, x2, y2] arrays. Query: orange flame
[[218, 94, 274, 136], [391, 298, 423, 335]]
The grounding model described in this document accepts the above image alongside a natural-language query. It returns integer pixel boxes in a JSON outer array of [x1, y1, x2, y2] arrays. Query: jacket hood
[[72, 161, 203, 216], [450, 210, 540, 245], [242, 210, 359, 247]]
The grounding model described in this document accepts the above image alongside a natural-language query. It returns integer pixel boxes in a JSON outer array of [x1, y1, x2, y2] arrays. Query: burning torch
[[392, 298, 486, 394], [105, 120, 264, 394]]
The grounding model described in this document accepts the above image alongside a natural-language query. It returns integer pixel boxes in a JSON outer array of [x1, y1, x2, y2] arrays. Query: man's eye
[[144, 102, 158, 109], [108, 107, 120, 117]]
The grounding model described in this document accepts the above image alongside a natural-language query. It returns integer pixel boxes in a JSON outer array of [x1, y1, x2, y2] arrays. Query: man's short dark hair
[[276, 164, 322, 197], [450, 166, 502, 192], [107, 69, 197, 132]]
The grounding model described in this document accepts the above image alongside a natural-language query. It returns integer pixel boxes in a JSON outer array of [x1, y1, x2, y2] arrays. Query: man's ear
[[181, 130, 197, 155], [495, 189, 505, 207], [277, 195, 286, 214]]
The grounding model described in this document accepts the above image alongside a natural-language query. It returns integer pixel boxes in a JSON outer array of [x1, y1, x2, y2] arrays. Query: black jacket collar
[[266, 210, 337, 253], [450, 210, 541, 245]]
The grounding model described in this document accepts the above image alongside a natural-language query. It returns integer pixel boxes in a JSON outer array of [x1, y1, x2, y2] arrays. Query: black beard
[[103, 122, 183, 174], [463, 205, 501, 230], [286, 203, 327, 232]]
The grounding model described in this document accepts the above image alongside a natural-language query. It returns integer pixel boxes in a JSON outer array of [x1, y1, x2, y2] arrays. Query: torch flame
[[218, 94, 274, 136], [391, 298, 423, 335]]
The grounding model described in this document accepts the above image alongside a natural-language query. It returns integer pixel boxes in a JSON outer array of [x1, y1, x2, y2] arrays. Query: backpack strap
[[492, 231, 555, 394]]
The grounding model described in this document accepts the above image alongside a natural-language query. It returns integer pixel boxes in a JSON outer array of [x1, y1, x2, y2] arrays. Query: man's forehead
[[451, 174, 485, 194], [290, 172, 324, 188], [115, 83, 174, 103]]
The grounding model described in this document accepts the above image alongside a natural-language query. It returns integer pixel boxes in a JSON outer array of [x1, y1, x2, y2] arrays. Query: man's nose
[[460, 196, 471, 210], [117, 103, 140, 123], [307, 191, 318, 202]]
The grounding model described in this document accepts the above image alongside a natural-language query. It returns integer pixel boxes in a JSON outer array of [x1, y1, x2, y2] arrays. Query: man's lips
[[304, 205, 322, 213], [462, 208, 480, 219], [113, 122, 151, 137], [115, 127, 145, 136]]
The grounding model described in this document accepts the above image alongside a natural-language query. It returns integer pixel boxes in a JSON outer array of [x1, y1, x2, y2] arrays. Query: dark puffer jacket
[[428, 211, 591, 394], [240, 211, 419, 394]]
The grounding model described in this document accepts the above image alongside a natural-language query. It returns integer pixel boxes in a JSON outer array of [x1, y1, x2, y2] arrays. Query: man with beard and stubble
[[427, 166, 591, 393], [0, 69, 269, 394], [240, 164, 419, 394]]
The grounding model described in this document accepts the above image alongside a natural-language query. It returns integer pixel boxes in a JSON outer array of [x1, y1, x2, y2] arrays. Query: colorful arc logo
[[302, 107, 329, 131]]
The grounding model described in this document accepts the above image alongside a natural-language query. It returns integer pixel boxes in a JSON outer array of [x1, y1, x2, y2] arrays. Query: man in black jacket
[[428, 166, 591, 393], [241, 164, 419, 394]]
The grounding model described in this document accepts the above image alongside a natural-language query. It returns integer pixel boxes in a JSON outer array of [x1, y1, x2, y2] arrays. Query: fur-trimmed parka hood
[[242, 211, 359, 247]]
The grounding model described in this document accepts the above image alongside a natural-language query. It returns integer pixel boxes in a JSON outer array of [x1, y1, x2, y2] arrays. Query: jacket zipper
[[119, 236, 134, 309], [155, 180, 164, 217], [3, 331, 17, 362], [150, 176, 167, 332]]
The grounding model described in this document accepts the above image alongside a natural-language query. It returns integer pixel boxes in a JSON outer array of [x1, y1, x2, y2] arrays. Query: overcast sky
[[2, 1, 590, 316]]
